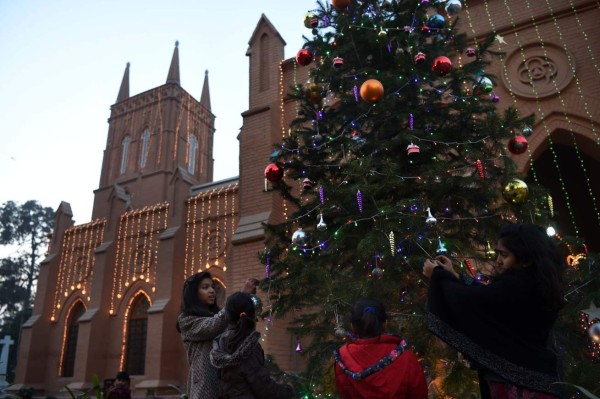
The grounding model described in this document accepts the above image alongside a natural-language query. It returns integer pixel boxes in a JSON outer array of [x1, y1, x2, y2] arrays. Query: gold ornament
[[502, 179, 529, 204]]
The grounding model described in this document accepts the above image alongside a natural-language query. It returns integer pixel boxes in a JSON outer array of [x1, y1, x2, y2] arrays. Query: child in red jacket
[[334, 298, 428, 399]]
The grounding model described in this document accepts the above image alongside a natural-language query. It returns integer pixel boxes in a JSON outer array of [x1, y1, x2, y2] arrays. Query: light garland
[[51, 219, 106, 322], [109, 203, 169, 315]]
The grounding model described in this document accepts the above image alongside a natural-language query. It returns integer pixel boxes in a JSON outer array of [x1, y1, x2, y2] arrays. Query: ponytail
[[224, 292, 257, 353], [351, 298, 386, 338]]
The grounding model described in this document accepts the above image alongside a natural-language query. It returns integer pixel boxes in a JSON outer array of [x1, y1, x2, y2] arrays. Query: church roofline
[[247, 14, 286, 46], [189, 176, 239, 196]]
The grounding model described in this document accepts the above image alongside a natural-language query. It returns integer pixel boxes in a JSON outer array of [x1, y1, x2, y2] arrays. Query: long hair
[[180, 271, 220, 317], [224, 292, 256, 353], [350, 298, 387, 338], [496, 223, 565, 311]]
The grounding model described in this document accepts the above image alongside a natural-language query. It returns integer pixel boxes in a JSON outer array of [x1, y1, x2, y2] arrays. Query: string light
[[58, 299, 87, 376], [119, 291, 152, 370]]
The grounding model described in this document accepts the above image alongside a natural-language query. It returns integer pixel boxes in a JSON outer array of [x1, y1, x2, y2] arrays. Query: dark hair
[[351, 298, 387, 338], [224, 292, 256, 353], [180, 272, 220, 317], [496, 223, 565, 311], [116, 371, 130, 381]]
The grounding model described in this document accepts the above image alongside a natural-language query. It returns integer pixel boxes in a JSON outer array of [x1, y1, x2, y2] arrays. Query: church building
[[13, 1, 600, 394]]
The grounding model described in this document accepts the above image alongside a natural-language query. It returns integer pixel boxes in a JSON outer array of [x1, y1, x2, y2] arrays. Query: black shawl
[[427, 266, 561, 394]]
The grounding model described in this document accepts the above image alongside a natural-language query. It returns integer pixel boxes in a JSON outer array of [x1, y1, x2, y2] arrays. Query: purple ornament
[[354, 85, 359, 102], [357, 190, 363, 214], [421, 0, 430, 6], [491, 92, 500, 103], [319, 186, 325, 205], [409, 113, 414, 130], [265, 253, 271, 278], [296, 341, 303, 353]]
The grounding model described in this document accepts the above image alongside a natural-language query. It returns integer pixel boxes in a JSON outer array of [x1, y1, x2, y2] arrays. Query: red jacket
[[335, 335, 428, 399]]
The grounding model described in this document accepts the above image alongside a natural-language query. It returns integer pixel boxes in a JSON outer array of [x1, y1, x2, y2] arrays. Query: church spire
[[116, 62, 130, 103], [200, 69, 211, 111], [166, 41, 180, 85]]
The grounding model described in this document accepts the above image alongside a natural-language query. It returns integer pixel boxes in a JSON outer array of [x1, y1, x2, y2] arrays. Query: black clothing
[[210, 329, 294, 399], [427, 266, 561, 395]]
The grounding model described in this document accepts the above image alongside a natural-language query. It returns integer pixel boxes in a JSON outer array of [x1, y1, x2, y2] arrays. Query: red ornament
[[466, 47, 476, 57], [332, 57, 344, 69], [302, 178, 314, 190], [264, 163, 283, 182], [432, 56, 452, 75], [359, 79, 384, 103], [463, 259, 476, 277], [332, 0, 350, 9], [414, 52, 426, 64], [296, 49, 314, 66], [508, 135, 528, 155]]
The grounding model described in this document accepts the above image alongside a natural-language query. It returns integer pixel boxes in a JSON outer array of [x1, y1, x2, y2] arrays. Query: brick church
[[13, 1, 600, 394]]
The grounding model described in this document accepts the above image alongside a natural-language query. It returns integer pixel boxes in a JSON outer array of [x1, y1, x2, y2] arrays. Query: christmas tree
[[261, 0, 600, 397]]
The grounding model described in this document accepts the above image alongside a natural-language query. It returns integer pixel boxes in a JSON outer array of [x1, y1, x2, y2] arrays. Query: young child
[[210, 292, 294, 399], [334, 298, 428, 399], [105, 371, 132, 399]]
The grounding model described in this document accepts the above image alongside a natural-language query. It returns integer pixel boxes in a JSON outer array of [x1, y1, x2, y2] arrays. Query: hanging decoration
[[360, 79, 384, 103], [407, 143, 420, 155], [317, 214, 327, 231], [436, 238, 448, 255], [333, 57, 344, 69], [507, 135, 528, 155], [432, 56, 452, 76], [304, 12, 318, 29], [426, 208, 437, 225], [389, 231, 395, 255], [414, 52, 426, 64], [445, 0, 463, 16], [292, 228, 309, 247], [319, 186, 325, 205], [356, 190, 363, 214], [475, 160, 485, 179], [332, 0, 350, 10], [264, 163, 284, 182], [296, 49, 314, 66], [502, 179, 529, 204], [465, 47, 476, 57]]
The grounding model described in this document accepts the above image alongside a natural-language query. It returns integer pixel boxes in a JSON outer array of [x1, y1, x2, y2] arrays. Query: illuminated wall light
[[119, 291, 152, 370], [58, 300, 87, 376]]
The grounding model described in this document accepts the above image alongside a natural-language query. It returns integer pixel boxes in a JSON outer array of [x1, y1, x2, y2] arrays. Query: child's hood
[[210, 329, 261, 369]]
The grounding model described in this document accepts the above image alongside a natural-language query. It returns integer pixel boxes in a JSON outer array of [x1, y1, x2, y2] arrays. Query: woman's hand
[[242, 278, 259, 294], [434, 255, 460, 278], [422, 259, 438, 278]]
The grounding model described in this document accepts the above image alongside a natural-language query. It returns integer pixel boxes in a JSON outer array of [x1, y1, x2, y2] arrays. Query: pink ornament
[[296, 341, 303, 352], [333, 57, 344, 69], [466, 47, 476, 57], [414, 52, 426, 64], [407, 143, 420, 155]]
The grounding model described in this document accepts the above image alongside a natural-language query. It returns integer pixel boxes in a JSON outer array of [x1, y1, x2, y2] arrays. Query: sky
[[0, 0, 315, 226]]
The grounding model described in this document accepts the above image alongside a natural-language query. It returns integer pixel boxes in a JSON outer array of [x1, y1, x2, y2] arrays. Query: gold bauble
[[502, 178, 529, 204], [360, 79, 384, 103]]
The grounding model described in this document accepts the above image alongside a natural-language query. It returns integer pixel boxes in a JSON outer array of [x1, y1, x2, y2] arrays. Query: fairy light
[[157, 90, 164, 164], [229, 184, 237, 272], [184, 196, 192, 280], [204, 190, 214, 269], [222, 187, 229, 272], [58, 299, 87, 376], [119, 291, 152, 370], [485, 0, 580, 235], [198, 194, 206, 272], [567, 0, 600, 79], [131, 209, 143, 281], [51, 219, 106, 321], [280, 60, 286, 138], [191, 193, 199, 274], [185, 94, 192, 165], [214, 186, 224, 266], [530, 0, 600, 224], [111, 215, 125, 314]]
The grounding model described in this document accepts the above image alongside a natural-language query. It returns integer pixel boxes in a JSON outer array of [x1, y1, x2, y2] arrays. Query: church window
[[140, 129, 150, 168], [61, 301, 86, 377], [188, 135, 198, 174], [259, 33, 270, 92], [121, 136, 131, 174], [125, 294, 150, 375]]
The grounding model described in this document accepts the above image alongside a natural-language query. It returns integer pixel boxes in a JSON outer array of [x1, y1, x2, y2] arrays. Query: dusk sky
[[0, 0, 315, 246]]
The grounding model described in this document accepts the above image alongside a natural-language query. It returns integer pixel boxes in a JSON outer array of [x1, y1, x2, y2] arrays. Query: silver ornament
[[250, 295, 263, 319], [292, 228, 309, 246], [426, 208, 437, 225], [445, 0, 462, 16], [317, 214, 327, 231], [522, 126, 533, 137], [371, 267, 384, 278]]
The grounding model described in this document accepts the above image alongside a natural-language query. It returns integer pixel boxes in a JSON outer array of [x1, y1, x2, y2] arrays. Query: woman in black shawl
[[423, 223, 565, 398]]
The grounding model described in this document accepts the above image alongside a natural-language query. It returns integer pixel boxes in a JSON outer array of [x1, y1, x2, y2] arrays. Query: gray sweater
[[178, 310, 228, 399]]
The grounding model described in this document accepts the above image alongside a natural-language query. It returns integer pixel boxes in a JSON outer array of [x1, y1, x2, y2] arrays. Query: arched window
[[140, 129, 151, 168], [188, 135, 198, 174], [120, 136, 131, 174], [125, 295, 150, 375], [259, 33, 270, 92], [61, 301, 86, 377]]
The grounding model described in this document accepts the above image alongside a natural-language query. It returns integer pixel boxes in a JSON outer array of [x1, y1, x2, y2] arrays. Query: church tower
[[14, 43, 220, 392]]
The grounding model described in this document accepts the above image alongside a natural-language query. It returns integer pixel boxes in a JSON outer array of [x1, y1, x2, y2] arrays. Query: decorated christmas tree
[[261, 0, 600, 397]]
